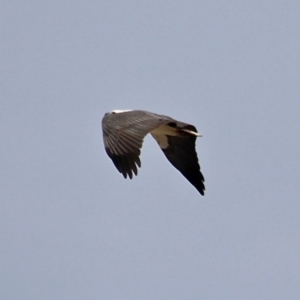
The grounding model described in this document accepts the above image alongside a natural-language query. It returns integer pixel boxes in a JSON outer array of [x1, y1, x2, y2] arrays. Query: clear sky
[[1, 1, 300, 299]]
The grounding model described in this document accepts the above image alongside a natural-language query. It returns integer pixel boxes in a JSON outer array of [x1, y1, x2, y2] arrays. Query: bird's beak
[[182, 129, 203, 137]]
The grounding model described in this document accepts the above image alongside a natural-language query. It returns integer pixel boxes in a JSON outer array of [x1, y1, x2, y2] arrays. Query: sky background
[[1, 1, 300, 299]]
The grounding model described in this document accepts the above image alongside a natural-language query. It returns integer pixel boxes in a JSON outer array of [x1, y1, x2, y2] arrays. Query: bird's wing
[[102, 111, 171, 179], [152, 124, 205, 195]]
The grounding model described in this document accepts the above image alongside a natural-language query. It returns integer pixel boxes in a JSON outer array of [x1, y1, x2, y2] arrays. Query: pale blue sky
[[1, 1, 300, 299]]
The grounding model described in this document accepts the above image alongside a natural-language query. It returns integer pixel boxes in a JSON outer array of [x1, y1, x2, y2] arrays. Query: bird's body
[[102, 110, 205, 195]]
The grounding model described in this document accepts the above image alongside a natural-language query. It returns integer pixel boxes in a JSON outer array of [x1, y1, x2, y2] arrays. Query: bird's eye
[[168, 122, 177, 128]]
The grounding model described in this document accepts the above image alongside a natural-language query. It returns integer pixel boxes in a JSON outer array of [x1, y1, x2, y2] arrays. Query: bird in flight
[[102, 110, 205, 195]]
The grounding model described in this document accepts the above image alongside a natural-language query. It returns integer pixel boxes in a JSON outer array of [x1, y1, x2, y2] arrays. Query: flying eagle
[[102, 110, 205, 195]]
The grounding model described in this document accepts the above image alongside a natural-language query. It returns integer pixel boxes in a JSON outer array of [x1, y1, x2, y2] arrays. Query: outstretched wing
[[102, 110, 170, 179], [152, 124, 205, 195]]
